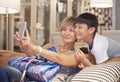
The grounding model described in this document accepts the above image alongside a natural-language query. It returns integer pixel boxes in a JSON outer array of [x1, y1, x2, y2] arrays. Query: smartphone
[[18, 21, 27, 38], [80, 47, 88, 54]]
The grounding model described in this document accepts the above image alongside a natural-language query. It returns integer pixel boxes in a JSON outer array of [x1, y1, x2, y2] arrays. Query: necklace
[[58, 45, 69, 53]]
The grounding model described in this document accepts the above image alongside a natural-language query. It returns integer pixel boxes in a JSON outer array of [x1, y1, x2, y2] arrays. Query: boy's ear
[[89, 27, 95, 33]]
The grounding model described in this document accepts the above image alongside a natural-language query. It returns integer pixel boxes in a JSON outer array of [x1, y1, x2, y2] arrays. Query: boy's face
[[74, 23, 94, 40]]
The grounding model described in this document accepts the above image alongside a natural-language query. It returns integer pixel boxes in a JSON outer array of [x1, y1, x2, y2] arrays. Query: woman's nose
[[64, 30, 70, 35]]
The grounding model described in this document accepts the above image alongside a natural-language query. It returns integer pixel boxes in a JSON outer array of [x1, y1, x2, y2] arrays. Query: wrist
[[82, 57, 93, 66], [33, 46, 42, 55]]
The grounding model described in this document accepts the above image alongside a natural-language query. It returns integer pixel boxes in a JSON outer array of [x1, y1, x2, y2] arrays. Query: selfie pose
[[0, 16, 81, 82], [18, 13, 120, 66], [0, 13, 120, 82]]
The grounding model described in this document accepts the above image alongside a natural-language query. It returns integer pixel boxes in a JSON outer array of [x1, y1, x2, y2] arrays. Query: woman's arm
[[14, 29, 79, 67], [34, 46, 79, 67]]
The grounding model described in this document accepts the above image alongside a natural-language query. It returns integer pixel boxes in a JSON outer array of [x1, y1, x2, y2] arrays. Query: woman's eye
[[61, 29, 65, 31], [61, 29, 66, 32], [70, 29, 74, 32]]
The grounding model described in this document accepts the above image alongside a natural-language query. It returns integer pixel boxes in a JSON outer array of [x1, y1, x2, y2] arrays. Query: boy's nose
[[74, 27, 79, 32]]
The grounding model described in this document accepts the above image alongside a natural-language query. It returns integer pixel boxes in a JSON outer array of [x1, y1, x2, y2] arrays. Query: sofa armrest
[[0, 50, 27, 68]]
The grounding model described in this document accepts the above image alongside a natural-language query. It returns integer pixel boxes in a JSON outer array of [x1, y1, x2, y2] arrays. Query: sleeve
[[91, 37, 109, 64]]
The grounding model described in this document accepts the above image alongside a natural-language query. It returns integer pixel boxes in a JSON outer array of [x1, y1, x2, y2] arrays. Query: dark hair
[[76, 13, 98, 33]]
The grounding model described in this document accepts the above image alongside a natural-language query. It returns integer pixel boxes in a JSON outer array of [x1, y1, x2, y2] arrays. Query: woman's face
[[61, 25, 76, 44]]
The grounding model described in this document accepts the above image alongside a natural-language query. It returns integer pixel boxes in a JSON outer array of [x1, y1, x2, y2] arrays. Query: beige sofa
[[0, 50, 26, 68]]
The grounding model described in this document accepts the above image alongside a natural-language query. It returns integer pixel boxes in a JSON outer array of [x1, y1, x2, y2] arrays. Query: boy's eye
[[78, 26, 82, 29]]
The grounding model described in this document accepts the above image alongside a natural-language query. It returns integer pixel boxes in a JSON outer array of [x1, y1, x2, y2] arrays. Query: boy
[[74, 13, 120, 65]]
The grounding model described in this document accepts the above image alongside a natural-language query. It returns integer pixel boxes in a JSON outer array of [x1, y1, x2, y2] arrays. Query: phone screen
[[19, 21, 27, 38], [80, 47, 88, 54]]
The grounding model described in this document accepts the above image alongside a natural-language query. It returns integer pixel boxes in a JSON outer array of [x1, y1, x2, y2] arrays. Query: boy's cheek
[[76, 34, 84, 39]]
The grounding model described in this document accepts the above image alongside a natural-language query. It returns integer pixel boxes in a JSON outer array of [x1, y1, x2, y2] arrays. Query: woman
[[0, 16, 80, 82]]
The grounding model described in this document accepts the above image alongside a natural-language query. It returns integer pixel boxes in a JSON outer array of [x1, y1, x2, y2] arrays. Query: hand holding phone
[[80, 47, 88, 54], [18, 21, 27, 38]]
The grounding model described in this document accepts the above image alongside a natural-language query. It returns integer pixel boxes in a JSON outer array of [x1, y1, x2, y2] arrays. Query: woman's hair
[[60, 16, 77, 30]]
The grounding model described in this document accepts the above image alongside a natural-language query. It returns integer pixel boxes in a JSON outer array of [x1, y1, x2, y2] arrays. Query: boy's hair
[[60, 16, 77, 30], [76, 13, 98, 33]]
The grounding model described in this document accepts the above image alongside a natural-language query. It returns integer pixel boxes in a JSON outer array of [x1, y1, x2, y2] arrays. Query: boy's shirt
[[87, 33, 120, 64]]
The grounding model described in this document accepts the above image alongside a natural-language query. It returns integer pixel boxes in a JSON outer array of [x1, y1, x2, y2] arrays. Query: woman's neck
[[59, 42, 74, 53], [62, 42, 74, 50]]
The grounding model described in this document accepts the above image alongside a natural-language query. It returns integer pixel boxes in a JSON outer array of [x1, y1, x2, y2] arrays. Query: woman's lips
[[63, 36, 71, 40]]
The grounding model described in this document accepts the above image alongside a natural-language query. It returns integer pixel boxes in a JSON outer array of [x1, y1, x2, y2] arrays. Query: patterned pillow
[[71, 62, 120, 82]]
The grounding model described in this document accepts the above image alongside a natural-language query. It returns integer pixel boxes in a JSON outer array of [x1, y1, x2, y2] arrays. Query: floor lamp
[[90, 0, 113, 35], [0, 0, 21, 50], [90, 0, 113, 8]]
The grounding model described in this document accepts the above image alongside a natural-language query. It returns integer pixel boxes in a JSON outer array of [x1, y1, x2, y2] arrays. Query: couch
[[0, 50, 26, 68], [0, 30, 120, 82]]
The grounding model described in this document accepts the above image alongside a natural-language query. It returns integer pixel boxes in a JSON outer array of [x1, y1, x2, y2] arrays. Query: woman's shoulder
[[42, 43, 62, 53], [42, 43, 55, 49], [42, 43, 61, 48]]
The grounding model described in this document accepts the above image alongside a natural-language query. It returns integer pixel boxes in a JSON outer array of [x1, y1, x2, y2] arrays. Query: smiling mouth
[[64, 38, 70, 39], [63, 37, 71, 39]]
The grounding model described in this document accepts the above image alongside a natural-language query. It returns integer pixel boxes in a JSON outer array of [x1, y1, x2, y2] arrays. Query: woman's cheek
[[61, 32, 64, 37], [71, 33, 77, 41]]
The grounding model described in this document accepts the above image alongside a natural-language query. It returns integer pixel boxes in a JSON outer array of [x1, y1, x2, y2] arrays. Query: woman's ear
[[89, 27, 95, 34]]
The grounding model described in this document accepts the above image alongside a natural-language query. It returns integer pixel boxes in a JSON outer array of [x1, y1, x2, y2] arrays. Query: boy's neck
[[84, 33, 96, 47]]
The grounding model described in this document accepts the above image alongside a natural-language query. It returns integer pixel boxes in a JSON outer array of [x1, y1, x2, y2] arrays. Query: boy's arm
[[86, 52, 96, 64], [103, 56, 120, 63]]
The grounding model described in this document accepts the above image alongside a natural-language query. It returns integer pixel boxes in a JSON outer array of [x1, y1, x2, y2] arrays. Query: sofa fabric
[[0, 50, 26, 68]]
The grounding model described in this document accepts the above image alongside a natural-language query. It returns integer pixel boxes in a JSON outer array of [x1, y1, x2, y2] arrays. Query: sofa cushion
[[71, 62, 120, 82]]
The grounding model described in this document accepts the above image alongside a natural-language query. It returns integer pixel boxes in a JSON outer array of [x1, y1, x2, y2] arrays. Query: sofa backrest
[[102, 30, 120, 43], [50, 32, 63, 45]]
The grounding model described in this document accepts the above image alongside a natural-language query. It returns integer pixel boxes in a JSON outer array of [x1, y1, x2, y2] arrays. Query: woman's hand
[[78, 62, 85, 69], [74, 48, 86, 61], [14, 29, 36, 56]]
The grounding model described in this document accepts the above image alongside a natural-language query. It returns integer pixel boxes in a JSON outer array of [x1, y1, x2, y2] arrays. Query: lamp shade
[[0, 0, 21, 14], [90, 0, 113, 8]]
